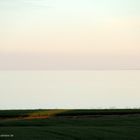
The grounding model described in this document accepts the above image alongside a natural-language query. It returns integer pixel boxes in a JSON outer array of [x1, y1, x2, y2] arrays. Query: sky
[[0, 0, 140, 70]]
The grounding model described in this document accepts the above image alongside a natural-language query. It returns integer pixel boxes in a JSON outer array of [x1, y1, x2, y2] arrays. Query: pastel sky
[[0, 0, 140, 70]]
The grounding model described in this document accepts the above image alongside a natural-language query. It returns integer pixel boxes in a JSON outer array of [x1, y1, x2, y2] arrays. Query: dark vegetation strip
[[55, 109, 140, 116], [0, 109, 140, 118]]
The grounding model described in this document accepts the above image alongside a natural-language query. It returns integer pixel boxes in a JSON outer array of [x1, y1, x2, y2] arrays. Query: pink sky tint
[[0, 52, 140, 70]]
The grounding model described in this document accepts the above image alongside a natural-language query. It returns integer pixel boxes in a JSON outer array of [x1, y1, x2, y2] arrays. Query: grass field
[[0, 109, 140, 140]]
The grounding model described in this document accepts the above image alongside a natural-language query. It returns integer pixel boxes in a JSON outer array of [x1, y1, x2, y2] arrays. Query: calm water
[[0, 70, 140, 109]]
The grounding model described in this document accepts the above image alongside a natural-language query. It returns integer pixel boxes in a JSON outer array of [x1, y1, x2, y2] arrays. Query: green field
[[0, 109, 140, 140]]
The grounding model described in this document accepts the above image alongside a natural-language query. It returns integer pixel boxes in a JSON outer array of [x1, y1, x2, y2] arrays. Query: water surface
[[0, 70, 140, 109]]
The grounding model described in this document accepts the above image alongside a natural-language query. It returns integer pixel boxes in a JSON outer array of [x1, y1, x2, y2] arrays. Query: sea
[[0, 70, 140, 109]]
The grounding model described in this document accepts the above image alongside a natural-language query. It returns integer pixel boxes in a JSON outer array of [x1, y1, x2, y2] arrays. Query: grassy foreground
[[0, 109, 140, 140]]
